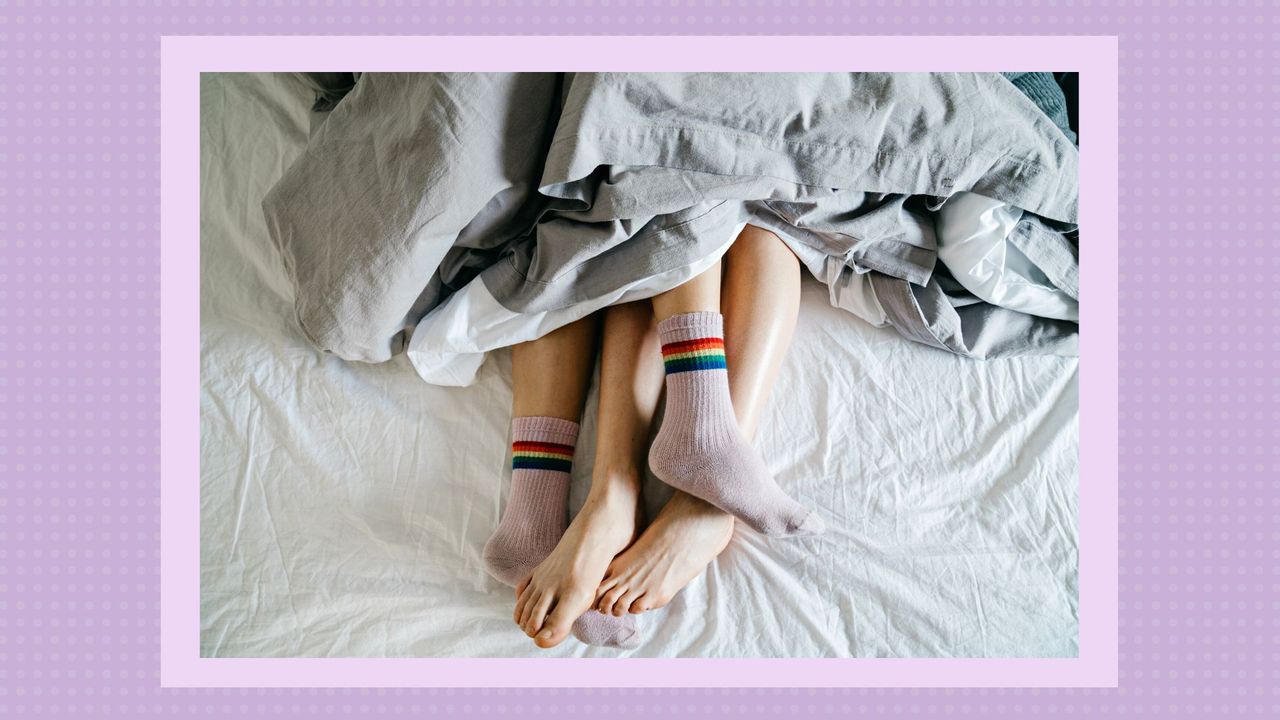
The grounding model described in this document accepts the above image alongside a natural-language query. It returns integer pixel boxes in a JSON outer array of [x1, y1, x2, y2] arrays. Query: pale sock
[[572, 609, 642, 650], [648, 311, 824, 537], [482, 416, 578, 587], [482, 416, 640, 649]]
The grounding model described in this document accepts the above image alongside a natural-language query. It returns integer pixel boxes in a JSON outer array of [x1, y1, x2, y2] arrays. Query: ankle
[[586, 466, 642, 505]]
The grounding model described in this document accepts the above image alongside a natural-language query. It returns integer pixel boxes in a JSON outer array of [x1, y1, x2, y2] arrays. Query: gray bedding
[[263, 72, 1080, 363]]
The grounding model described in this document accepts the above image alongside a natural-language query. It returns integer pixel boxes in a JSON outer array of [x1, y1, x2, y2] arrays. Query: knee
[[731, 224, 798, 264]]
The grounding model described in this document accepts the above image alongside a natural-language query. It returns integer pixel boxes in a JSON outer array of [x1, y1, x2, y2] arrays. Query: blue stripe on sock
[[664, 357, 728, 374], [512, 457, 573, 472]]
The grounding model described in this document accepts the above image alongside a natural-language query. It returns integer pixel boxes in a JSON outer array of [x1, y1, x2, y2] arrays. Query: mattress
[[199, 72, 1080, 658]]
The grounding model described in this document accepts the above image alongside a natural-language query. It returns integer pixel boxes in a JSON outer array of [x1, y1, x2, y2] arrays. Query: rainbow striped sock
[[648, 311, 824, 537], [661, 335, 727, 374], [511, 438, 575, 473], [484, 417, 578, 589]]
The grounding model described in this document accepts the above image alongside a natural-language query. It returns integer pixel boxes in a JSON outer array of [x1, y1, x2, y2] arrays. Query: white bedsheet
[[200, 73, 1079, 658]]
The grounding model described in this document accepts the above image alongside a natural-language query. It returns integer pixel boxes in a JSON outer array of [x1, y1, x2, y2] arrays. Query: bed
[[199, 72, 1079, 658]]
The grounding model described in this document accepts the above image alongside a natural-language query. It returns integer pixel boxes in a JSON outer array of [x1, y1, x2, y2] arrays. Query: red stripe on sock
[[512, 441, 575, 454], [661, 337, 725, 355]]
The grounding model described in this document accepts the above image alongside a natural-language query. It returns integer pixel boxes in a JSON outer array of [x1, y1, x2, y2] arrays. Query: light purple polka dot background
[[1, 1, 1277, 718]]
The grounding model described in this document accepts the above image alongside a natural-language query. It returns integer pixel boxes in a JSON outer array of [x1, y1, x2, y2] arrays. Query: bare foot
[[514, 479, 640, 648], [595, 491, 734, 616]]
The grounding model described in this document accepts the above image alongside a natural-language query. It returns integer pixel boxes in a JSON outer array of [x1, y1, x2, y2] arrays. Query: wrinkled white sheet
[[200, 73, 1079, 658], [935, 193, 1080, 322]]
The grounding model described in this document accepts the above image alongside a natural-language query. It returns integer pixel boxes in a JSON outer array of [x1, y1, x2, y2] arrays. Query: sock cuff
[[511, 416, 578, 472], [657, 312, 727, 374], [505, 468, 571, 508], [656, 311, 724, 343], [511, 416, 580, 446]]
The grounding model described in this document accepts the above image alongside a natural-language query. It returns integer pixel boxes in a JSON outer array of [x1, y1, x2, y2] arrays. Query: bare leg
[[721, 225, 801, 437], [651, 260, 722, 319], [515, 301, 664, 648], [596, 225, 807, 615], [511, 315, 598, 421]]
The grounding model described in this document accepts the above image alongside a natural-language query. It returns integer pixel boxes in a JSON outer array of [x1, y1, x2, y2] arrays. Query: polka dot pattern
[[1, 2, 1277, 719]]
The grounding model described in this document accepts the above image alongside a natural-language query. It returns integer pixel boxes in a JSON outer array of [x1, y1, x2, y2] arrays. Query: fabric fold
[[262, 72, 1081, 368]]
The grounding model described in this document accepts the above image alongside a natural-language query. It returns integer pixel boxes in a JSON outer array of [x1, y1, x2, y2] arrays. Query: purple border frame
[[3, 3, 1277, 719]]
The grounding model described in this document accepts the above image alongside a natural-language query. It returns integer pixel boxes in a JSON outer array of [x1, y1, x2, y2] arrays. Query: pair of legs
[[498, 225, 806, 648]]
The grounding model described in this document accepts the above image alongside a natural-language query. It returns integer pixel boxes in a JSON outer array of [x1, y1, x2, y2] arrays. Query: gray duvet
[[263, 72, 1079, 363]]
